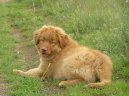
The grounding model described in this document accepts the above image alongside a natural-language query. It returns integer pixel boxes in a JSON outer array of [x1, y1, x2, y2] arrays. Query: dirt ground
[[12, 28, 39, 68], [0, 73, 9, 96], [0, 0, 11, 3]]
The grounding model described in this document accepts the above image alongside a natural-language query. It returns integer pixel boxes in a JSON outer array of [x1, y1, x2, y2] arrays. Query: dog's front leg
[[59, 79, 84, 87], [13, 67, 43, 78], [13, 58, 45, 78]]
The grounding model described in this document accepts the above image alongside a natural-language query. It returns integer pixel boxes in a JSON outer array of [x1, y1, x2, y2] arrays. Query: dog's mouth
[[41, 51, 50, 57], [42, 52, 48, 56]]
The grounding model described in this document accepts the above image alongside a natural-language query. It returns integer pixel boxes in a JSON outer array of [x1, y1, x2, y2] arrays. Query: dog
[[13, 25, 113, 88]]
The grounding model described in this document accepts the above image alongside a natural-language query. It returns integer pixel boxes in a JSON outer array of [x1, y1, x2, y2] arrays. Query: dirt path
[[0, 73, 9, 96], [0, 0, 11, 3], [12, 28, 39, 68]]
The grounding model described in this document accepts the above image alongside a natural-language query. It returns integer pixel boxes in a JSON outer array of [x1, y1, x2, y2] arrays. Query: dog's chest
[[52, 64, 68, 80], [53, 72, 65, 80]]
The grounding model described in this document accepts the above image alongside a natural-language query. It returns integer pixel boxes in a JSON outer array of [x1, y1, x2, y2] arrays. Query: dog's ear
[[57, 33, 69, 49], [34, 30, 40, 45]]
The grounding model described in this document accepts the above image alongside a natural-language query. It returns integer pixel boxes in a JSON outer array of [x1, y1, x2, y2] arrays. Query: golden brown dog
[[13, 25, 113, 88]]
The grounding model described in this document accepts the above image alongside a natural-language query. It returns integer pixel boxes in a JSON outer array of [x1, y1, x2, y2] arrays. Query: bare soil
[[0, 0, 11, 3], [12, 28, 39, 68], [0, 73, 9, 96]]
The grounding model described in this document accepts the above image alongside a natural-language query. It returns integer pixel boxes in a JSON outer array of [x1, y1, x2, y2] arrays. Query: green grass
[[0, 2, 43, 96], [0, 0, 129, 96]]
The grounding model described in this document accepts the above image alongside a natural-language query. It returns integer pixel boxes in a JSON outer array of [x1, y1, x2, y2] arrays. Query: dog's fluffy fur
[[13, 25, 113, 88]]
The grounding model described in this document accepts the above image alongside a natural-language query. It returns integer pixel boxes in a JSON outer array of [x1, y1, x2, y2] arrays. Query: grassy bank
[[0, 0, 129, 96]]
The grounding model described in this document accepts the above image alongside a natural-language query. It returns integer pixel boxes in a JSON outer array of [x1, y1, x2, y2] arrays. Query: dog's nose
[[41, 48, 47, 53]]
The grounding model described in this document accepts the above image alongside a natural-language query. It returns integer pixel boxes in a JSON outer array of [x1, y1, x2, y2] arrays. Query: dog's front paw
[[13, 69, 18, 73], [59, 81, 66, 88], [13, 69, 23, 75], [87, 83, 101, 89]]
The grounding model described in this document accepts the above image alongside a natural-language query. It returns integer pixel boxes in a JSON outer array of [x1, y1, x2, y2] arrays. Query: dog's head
[[34, 25, 69, 58]]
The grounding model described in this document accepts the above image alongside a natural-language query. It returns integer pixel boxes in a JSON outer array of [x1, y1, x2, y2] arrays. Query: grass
[[0, 0, 129, 96], [0, 1, 43, 96]]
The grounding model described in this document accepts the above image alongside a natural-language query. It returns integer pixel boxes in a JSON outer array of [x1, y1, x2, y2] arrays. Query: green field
[[0, 0, 129, 96]]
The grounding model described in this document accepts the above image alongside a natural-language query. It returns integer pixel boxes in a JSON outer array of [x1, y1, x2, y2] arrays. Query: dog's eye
[[39, 39, 44, 44]]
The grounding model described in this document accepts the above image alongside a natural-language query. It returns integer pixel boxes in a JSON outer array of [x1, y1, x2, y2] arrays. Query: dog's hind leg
[[87, 67, 112, 88]]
